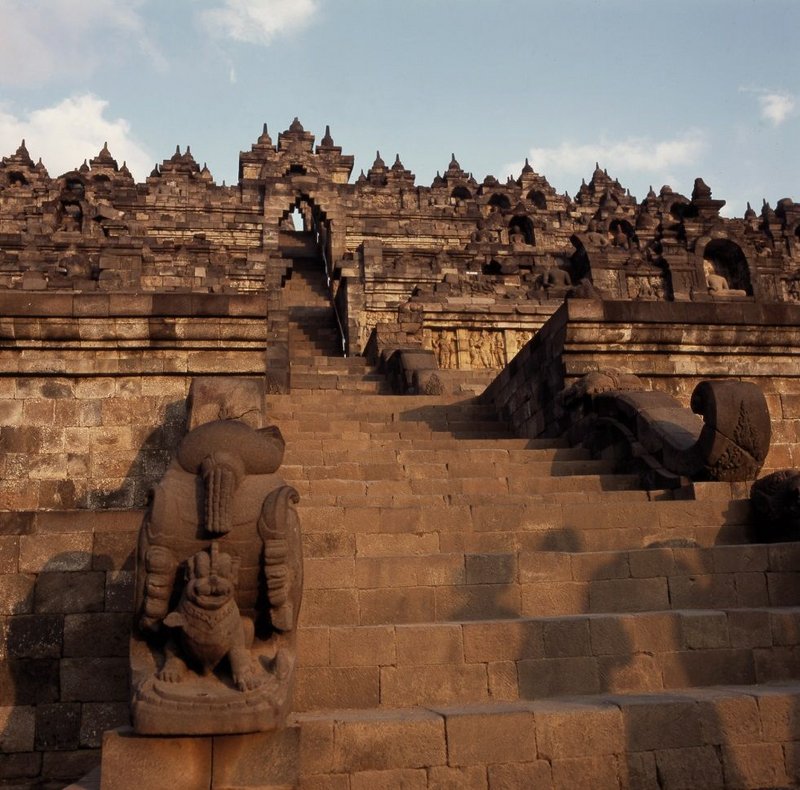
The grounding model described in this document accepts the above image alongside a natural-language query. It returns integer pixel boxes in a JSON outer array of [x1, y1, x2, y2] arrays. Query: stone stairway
[[264, 386, 800, 789], [284, 260, 390, 393]]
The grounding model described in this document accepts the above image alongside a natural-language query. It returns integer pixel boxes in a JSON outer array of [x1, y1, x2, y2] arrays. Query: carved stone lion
[[131, 418, 302, 736]]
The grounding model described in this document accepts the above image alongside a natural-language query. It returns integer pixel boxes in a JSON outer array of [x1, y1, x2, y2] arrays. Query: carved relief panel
[[426, 328, 530, 370]]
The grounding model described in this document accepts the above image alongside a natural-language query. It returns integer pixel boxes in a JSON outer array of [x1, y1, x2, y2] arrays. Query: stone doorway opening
[[279, 196, 346, 359]]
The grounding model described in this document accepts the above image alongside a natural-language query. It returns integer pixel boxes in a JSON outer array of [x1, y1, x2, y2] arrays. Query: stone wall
[[3, 123, 800, 363], [0, 292, 269, 510], [0, 509, 139, 787], [484, 299, 800, 471]]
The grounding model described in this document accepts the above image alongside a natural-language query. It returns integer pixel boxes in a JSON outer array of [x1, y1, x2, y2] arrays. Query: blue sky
[[0, 0, 797, 215]]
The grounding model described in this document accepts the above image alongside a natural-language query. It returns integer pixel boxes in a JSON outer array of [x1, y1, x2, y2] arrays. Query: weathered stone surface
[[1, 124, 800, 789], [131, 417, 303, 736], [99, 728, 212, 790]]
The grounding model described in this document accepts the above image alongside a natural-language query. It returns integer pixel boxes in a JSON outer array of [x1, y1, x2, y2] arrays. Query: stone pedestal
[[99, 726, 299, 789]]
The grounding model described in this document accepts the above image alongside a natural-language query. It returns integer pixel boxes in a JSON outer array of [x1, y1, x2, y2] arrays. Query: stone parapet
[[484, 299, 800, 469]]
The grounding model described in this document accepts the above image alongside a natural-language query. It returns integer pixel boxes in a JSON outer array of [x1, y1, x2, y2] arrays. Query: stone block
[[771, 609, 800, 645], [754, 644, 800, 683], [299, 774, 350, 789], [618, 750, 657, 789], [5, 614, 62, 658], [439, 703, 535, 766], [300, 589, 359, 627], [589, 614, 637, 656], [34, 571, 105, 614], [435, 584, 520, 621], [359, 587, 435, 625], [396, 624, 462, 665], [298, 715, 334, 776], [0, 751, 41, 781], [727, 609, 772, 648], [621, 697, 701, 751], [462, 620, 543, 662], [60, 658, 129, 702], [571, 552, 630, 581], [517, 551, 572, 583], [92, 531, 136, 571], [0, 658, 59, 705], [660, 649, 755, 688], [212, 727, 299, 788], [589, 577, 669, 613], [430, 764, 489, 790], [520, 581, 588, 617], [42, 748, 100, 784], [297, 627, 331, 667], [331, 709, 446, 772], [294, 666, 379, 711], [680, 611, 729, 649], [34, 702, 81, 751], [0, 706, 35, 752], [100, 728, 212, 790], [534, 699, 624, 759], [18, 533, 93, 573], [668, 574, 737, 608], [350, 768, 427, 789], [598, 652, 661, 694], [0, 575, 35, 615], [543, 618, 591, 657], [329, 625, 395, 666], [105, 571, 135, 612], [304, 557, 356, 590], [518, 656, 599, 698], [381, 664, 488, 707], [63, 613, 131, 657], [722, 743, 789, 789], [465, 553, 517, 584], [487, 762, 551, 789], [79, 702, 130, 748], [628, 547, 674, 578], [653, 746, 723, 789], [551, 755, 620, 790]]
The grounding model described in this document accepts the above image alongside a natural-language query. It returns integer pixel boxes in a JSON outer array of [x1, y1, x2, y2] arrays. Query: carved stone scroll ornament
[[131, 419, 302, 735], [566, 376, 771, 485]]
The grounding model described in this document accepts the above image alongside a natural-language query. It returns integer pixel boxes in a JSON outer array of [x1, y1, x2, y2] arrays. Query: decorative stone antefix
[[570, 376, 772, 485], [131, 381, 302, 736]]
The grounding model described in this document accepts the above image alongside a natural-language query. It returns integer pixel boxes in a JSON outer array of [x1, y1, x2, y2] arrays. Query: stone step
[[288, 373, 390, 393], [277, 426, 519, 443], [285, 472, 641, 503], [293, 608, 800, 711], [292, 684, 800, 789], [295, 497, 751, 551], [281, 458, 614, 482], [280, 447, 597, 474], [267, 393, 497, 410], [268, 401, 502, 420], [289, 359, 372, 373], [281, 446, 592, 470], [297, 542, 796, 626], [278, 436, 575, 453], [289, 334, 340, 347]]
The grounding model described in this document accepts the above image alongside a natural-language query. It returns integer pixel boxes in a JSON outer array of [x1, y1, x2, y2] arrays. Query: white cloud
[[0, 0, 164, 85], [739, 86, 797, 127], [199, 0, 319, 45], [506, 130, 707, 179], [0, 95, 154, 181], [758, 92, 796, 126]]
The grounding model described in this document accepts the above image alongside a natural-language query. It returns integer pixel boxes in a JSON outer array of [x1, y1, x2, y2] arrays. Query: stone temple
[[1, 119, 800, 788]]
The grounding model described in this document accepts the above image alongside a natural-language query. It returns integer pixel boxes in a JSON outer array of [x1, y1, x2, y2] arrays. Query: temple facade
[[3, 121, 800, 788]]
